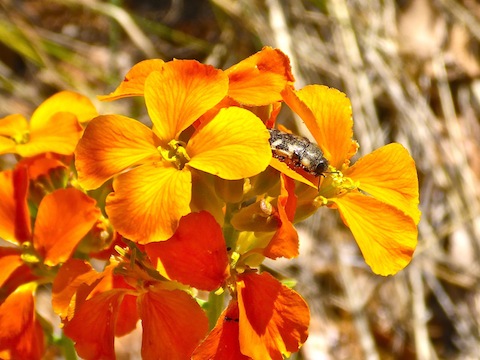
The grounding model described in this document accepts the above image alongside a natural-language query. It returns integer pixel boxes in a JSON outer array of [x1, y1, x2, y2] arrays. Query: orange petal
[[98, 59, 165, 100], [282, 85, 354, 168], [138, 286, 209, 360], [145, 211, 229, 291], [52, 259, 119, 321], [106, 163, 192, 243], [0, 283, 45, 360], [13, 166, 32, 243], [187, 107, 271, 179], [332, 192, 418, 275], [263, 175, 299, 259], [75, 115, 160, 190], [63, 289, 128, 359], [225, 46, 294, 105], [23, 156, 67, 181], [30, 91, 98, 126], [144, 60, 228, 142], [0, 167, 31, 244], [192, 301, 250, 360], [344, 143, 421, 224], [0, 248, 36, 299], [236, 272, 309, 359], [52, 259, 97, 320], [0, 170, 17, 243], [33, 188, 100, 266], [0, 248, 24, 288], [115, 293, 139, 337]]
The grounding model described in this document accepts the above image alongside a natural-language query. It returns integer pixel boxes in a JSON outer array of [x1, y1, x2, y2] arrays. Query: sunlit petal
[[145, 60, 228, 142], [332, 192, 417, 275], [75, 115, 160, 190], [30, 91, 98, 127], [187, 107, 271, 179], [0, 114, 28, 137], [225, 46, 294, 105], [16, 112, 82, 157], [268, 157, 317, 188], [98, 59, 165, 100], [282, 85, 354, 168], [145, 211, 229, 291], [0, 136, 16, 154], [106, 163, 192, 243], [237, 272, 309, 359], [138, 286, 209, 360], [33, 188, 101, 266], [344, 143, 421, 224]]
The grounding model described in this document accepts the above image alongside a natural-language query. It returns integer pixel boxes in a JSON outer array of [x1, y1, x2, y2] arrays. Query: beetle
[[268, 128, 329, 177]]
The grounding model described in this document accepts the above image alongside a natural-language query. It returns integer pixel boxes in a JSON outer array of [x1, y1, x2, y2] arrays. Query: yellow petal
[[344, 143, 421, 224], [0, 136, 16, 155], [144, 60, 228, 142], [0, 114, 28, 137], [75, 115, 160, 190], [30, 91, 98, 126], [106, 162, 191, 243], [268, 157, 317, 188], [225, 46, 294, 105], [98, 59, 165, 101], [332, 192, 417, 275], [17, 112, 82, 157], [187, 107, 271, 179], [282, 85, 354, 168]]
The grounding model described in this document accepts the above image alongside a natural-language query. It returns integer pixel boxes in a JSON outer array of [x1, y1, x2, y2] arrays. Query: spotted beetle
[[268, 128, 329, 177]]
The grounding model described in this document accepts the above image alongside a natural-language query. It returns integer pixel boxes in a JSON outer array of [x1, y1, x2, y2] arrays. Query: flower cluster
[[0, 47, 420, 359]]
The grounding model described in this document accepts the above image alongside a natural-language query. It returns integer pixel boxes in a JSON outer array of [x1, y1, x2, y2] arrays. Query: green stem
[[206, 290, 225, 329]]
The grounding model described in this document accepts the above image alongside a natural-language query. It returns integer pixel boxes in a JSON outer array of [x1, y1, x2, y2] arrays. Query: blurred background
[[1, 0, 480, 359]]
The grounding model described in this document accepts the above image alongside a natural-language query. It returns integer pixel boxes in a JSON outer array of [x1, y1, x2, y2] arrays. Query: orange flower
[[0, 283, 45, 360], [145, 211, 309, 359], [273, 85, 420, 276], [0, 91, 97, 157], [75, 60, 272, 243], [0, 165, 101, 265], [193, 272, 310, 359], [98, 46, 294, 106], [52, 256, 210, 360]]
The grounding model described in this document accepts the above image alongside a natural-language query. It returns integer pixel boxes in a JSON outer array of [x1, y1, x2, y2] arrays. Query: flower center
[[315, 166, 359, 204], [158, 139, 191, 170], [13, 131, 30, 144]]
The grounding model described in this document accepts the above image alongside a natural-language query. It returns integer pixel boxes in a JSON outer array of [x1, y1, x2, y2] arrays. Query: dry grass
[[1, 0, 480, 359]]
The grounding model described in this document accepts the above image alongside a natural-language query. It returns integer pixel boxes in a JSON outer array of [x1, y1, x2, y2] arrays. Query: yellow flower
[[0, 91, 97, 157], [271, 85, 420, 275], [75, 60, 272, 243]]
